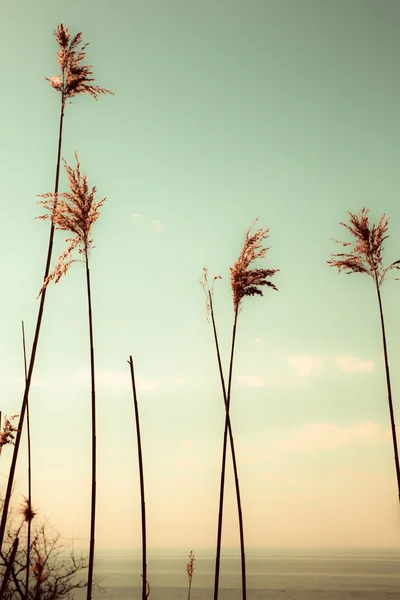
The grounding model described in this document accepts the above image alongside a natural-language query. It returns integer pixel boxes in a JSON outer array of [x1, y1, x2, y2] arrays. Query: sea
[[74, 547, 400, 600]]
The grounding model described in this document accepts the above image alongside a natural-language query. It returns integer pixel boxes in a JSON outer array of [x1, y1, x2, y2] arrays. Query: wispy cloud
[[73, 369, 162, 392], [337, 355, 374, 373], [132, 212, 164, 233], [255, 337, 263, 344], [334, 468, 393, 484], [236, 375, 263, 387], [288, 354, 324, 377], [9, 375, 50, 389], [173, 377, 186, 385], [152, 219, 164, 233], [274, 421, 390, 453]]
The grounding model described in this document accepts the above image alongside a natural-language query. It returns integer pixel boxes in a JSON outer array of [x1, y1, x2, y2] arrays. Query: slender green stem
[[85, 255, 97, 600], [213, 307, 239, 600], [0, 99, 65, 556], [209, 292, 246, 600], [22, 321, 32, 600], [128, 356, 147, 600], [375, 283, 400, 501]]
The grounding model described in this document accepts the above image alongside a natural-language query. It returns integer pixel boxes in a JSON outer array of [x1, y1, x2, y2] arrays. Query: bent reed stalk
[[128, 356, 147, 600], [0, 23, 113, 556], [201, 271, 247, 600]]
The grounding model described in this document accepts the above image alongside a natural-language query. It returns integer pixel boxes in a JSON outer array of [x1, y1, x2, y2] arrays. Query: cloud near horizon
[[236, 375, 263, 387], [337, 355, 374, 373], [274, 421, 390, 453], [73, 369, 162, 392]]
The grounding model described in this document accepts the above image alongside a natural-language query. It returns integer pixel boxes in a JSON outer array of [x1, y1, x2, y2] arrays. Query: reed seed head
[[46, 23, 114, 107], [200, 267, 222, 322], [186, 550, 195, 579], [0, 414, 19, 450], [230, 218, 279, 312], [37, 151, 106, 296], [327, 207, 400, 288], [18, 496, 37, 523]]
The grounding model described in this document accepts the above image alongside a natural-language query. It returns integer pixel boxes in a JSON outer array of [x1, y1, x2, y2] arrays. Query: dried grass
[[17, 496, 37, 523], [0, 415, 19, 451], [46, 24, 114, 107], [230, 218, 279, 311], [37, 151, 106, 295], [327, 207, 400, 287]]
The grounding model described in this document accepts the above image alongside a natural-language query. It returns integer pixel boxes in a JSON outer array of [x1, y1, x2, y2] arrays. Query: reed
[[0, 23, 113, 556], [204, 219, 278, 600], [186, 550, 195, 600], [21, 321, 33, 600], [38, 152, 106, 600], [328, 207, 400, 501]]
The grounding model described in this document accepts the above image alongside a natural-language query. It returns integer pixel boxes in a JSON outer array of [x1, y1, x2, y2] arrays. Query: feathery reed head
[[0, 414, 19, 450], [230, 218, 279, 311], [37, 151, 106, 295], [186, 550, 195, 579], [327, 207, 400, 287], [18, 496, 37, 523], [200, 267, 222, 321], [46, 23, 114, 106]]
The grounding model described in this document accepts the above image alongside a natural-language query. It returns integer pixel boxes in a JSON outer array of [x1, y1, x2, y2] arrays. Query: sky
[[1, 0, 400, 555]]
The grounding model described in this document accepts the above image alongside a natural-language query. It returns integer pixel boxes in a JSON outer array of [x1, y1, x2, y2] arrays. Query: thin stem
[[0, 98, 65, 555], [376, 283, 400, 500], [213, 307, 239, 600], [0, 537, 19, 599], [22, 321, 32, 600], [209, 292, 246, 600], [128, 356, 147, 600], [187, 578, 192, 600], [86, 254, 97, 600]]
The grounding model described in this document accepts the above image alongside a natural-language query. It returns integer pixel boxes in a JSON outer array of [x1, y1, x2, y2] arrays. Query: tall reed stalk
[[328, 207, 400, 500], [0, 23, 113, 556], [37, 152, 106, 600], [202, 272, 246, 597], [128, 357, 147, 600], [204, 219, 278, 600], [21, 321, 32, 600]]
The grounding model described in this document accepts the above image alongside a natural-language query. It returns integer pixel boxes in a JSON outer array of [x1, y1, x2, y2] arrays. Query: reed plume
[[0, 416, 19, 455], [205, 218, 278, 600], [38, 152, 105, 600], [186, 550, 195, 600], [17, 497, 37, 524], [328, 207, 400, 501], [0, 23, 113, 556]]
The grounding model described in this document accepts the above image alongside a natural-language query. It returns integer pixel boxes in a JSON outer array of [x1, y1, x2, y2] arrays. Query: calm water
[[74, 548, 400, 599]]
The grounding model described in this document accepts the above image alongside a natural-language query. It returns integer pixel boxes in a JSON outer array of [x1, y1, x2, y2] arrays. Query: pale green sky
[[1, 0, 400, 552]]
